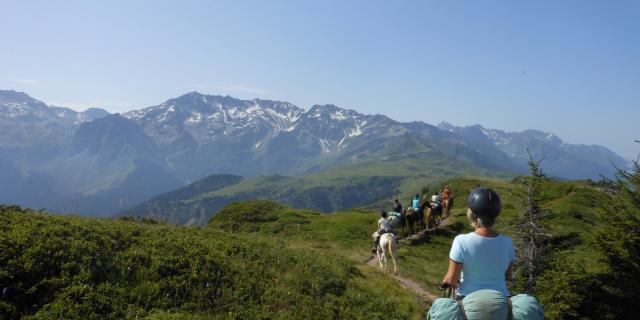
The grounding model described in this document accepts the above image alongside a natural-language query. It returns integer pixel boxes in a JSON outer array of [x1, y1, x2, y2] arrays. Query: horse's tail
[[388, 234, 395, 255], [388, 233, 399, 274]]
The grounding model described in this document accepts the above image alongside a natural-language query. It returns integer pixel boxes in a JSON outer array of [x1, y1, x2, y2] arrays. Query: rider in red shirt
[[442, 186, 454, 218]]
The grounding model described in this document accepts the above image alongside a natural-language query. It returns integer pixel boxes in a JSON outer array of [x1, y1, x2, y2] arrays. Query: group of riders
[[372, 186, 454, 253], [371, 186, 544, 319]]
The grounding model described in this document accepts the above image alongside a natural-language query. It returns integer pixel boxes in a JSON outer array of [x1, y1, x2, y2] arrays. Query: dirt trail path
[[366, 216, 454, 308], [366, 257, 439, 308]]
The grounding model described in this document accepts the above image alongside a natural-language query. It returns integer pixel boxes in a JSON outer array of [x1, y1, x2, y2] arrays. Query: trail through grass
[[363, 216, 456, 309]]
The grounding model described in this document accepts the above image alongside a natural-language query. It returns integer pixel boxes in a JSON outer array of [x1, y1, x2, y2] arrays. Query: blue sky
[[1, 0, 638, 159]]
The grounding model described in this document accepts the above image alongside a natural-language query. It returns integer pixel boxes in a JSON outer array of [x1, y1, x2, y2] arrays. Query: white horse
[[387, 215, 402, 231], [375, 233, 399, 275]]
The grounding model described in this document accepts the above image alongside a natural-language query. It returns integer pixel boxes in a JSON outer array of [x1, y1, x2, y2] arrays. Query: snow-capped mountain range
[[122, 92, 382, 154], [0, 90, 629, 216], [437, 122, 628, 180], [117, 92, 446, 181], [0, 90, 109, 147]]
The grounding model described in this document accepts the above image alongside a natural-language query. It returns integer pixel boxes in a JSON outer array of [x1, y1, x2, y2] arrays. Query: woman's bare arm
[[442, 259, 463, 288]]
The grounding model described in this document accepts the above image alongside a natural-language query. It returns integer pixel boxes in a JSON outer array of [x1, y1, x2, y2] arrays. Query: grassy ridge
[[204, 177, 613, 311], [120, 150, 510, 226], [206, 174, 613, 302], [0, 205, 423, 319], [394, 177, 610, 292], [209, 200, 382, 262], [122, 174, 406, 225]]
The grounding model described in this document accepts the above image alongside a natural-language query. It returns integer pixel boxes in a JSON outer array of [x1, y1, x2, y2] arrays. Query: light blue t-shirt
[[412, 198, 420, 209], [449, 232, 516, 297]]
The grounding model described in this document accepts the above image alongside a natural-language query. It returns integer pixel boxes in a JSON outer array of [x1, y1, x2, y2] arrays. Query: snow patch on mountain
[[319, 139, 331, 153], [480, 127, 509, 145], [2, 102, 29, 117], [157, 105, 176, 123], [330, 110, 347, 121], [185, 112, 203, 125], [348, 124, 362, 137], [123, 108, 149, 120]]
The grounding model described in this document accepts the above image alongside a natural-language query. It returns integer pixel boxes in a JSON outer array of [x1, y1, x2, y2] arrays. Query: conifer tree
[[593, 144, 640, 318], [512, 150, 551, 293]]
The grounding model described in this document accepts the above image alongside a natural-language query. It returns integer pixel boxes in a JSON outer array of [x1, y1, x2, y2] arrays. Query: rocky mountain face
[[123, 93, 305, 180], [0, 89, 629, 216], [438, 122, 628, 180], [0, 90, 109, 147], [42, 114, 184, 215], [121, 92, 520, 180]]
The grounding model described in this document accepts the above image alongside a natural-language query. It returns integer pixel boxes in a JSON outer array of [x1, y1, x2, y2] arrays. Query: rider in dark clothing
[[393, 199, 402, 213]]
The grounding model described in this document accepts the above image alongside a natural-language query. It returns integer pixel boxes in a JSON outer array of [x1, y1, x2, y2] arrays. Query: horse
[[404, 208, 420, 235], [443, 197, 454, 218], [426, 202, 443, 229], [376, 233, 399, 275], [419, 197, 430, 228], [387, 215, 402, 232]]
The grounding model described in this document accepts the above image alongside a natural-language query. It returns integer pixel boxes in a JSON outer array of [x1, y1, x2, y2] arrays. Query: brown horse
[[443, 198, 453, 218], [418, 196, 430, 228], [404, 208, 420, 235], [425, 202, 443, 229]]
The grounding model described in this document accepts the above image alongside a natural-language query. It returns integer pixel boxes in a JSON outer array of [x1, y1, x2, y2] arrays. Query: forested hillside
[[119, 150, 500, 225]]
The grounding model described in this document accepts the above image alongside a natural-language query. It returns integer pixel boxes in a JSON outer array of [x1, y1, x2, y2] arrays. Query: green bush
[[0, 205, 418, 319], [208, 199, 284, 233]]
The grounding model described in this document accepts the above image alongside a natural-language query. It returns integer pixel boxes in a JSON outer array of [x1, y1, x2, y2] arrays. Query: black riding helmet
[[467, 187, 501, 218]]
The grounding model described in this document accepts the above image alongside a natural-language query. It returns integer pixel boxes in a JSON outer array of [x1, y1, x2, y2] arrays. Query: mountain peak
[[310, 104, 344, 112], [173, 91, 208, 102], [0, 90, 43, 107], [436, 121, 456, 131], [0, 90, 76, 120], [308, 104, 362, 120], [0, 89, 32, 102], [520, 129, 563, 145], [83, 107, 110, 114]]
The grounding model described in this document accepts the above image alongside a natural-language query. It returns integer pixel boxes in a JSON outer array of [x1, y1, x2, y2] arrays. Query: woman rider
[[442, 186, 454, 218], [372, 210, 393, 253], [412, 194, 420, 210], [441, 187, 515, 299]]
